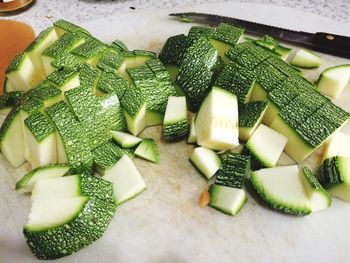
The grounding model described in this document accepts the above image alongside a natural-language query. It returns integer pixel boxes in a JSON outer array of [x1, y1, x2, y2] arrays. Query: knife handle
[[313, 32, 350, 50]]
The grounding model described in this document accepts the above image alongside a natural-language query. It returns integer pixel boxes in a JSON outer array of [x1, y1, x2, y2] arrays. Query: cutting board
[[1, 2, 350, 263]]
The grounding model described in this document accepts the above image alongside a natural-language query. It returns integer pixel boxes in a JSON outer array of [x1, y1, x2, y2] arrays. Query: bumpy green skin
[[215, 61, 256, 103], [316, 101, 349, 127], [43, 32, 85, 58], [47, 67, 78, 87], [23, 196, 116, 260], [78, 63, 101, 88], [254, 61, 288, 92], [24, 112, 55, 142], [6, 53, 27, 74], [15, 164, 70, 190], [254, 35, 279, 50], [110, 39, 128, 52], [250, 172, 311, 216], [134, 138, 160, 163], [96, 71, 128, 98], [120, 88, 145, 117], [159, 34, 189, 66], [241, 146, 266, 171], [187, 26, 215, 44], [146, 59, 171, 82], [239, 101, 268, 128], [267, 80, 301, 108], [0, 102, 21, 142], [79, 173, 115, 200], [266, 57, 299, 77], [71, 37, 107, 59], [211, 23, 244, 45], [215, 153, 250, 189], [96, 49, 125, 73], [51, 53, 82, 70], [45, 101, 93, 174], [163, 119, 189, 141], [317, 156, 344, 186], [303, 166, 330, 196], [54, 19, 91, 35], [176, 37, 218, 110], [26, 27, 55, 52], [0, 91, 24, 109]]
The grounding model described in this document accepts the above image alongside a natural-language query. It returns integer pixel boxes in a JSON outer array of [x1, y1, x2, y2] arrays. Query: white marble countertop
[[9, 0, 350, 32]]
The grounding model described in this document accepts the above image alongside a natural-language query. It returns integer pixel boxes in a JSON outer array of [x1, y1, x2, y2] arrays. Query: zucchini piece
[[209, 184, 247, 216], [25, 26, 59, 80], [266, 56, 300, 77], [5, 53, 40, 91], [215, 153, 250, 188], [159, 34, 189, 66], [96, 49, 124, 73], [228, 43, 271, 69], [78, 63, 101, 89], [31, 173, 113, 201], [195, 87, 239, 151], [120, 87, 147, 135], [290, 49, 322, 69], [50, 52, 82, 71], [322, 132, 350, 161], [47, 67, 80, 92], [187, 116, 197, 144], [176, 37, 219, 110], [15, 164, 70, 192], [102, 155, 146, 205], [42, 32, 85, 75], [301, 166, 331, 212], [53, 19, 90, 37], [318, 156, 350, 202], [71, 36, 108, 66], [316, 64, 350, 98], [215, 61, 256, 103], [251, 165, 311, 215], [254, 35, 279, 50], [274, 45, 292, 61], [24, 196, 116, 260], [4, 77, 14, 93], [45, 101, 93, 173], [96, 71, 128, 98], [239, 101, 268, 141], [243, 124, 287, 170], [189, 147, 221, 179], [110, 39, 128, 52], [0, 91, 24, 114], [111, 131, 142, 148], [163, 96, 188, 141], [134, 138, 160, 163], [23, 112, 57, 169], [209, 23, 244, 59]]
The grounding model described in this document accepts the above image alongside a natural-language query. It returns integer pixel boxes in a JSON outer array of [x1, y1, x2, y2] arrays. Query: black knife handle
[[313, 32, 350, 51]]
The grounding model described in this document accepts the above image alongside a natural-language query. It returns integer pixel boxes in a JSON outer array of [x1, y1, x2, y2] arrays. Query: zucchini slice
[[316, 64, 350, 98], [195, 87, 239, 151], [322, 132, 350, 161], [189, 147, 221, 179], [163, 96, 188, 141], [290, 48, 322, 69], [251, 165, 311, 215], [111, 131, 142, 148], [134, 138, 160, 164]]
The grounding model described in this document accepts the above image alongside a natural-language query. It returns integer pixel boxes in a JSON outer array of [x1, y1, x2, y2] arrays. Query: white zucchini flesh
[[322, 132, 350, 161], [111, 131, 142, 148], [187, 116, 197, 144], [251, 165, 311, 215], [209, 185, 247, 216], [26, 196, 88, 231], [125, 103, 147, 136], [31, 175, 80, 201], [316, 65, 350, 99], [59, 73, 80, 93], [163, 96, 187, 124], [195, 87, 239, 151], [15, 164, 70, 192], [190, 147, 221, 179], [290, 49, 322, 69], [102, 155, 146, 205], [246, 124, 288, 167]]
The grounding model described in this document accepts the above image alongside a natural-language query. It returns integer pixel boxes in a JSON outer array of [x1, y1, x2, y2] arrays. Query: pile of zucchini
[[1, 18, 350, 259]]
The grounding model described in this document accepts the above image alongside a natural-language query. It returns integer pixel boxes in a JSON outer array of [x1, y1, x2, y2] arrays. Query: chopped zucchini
[[163, 96, 188, 141], [322, 132, 350, 161], [274, 45, 292, 61], [15, 164, 70, 192], [187, 116, 197, 144], [301, 166, 331, 212], [243, 124, 287, 170], [71, 36, 108, 66], [0, 91, 24, 114], [134, 138, 160, 163], [251, 165, 311, 215], [209, 185, 247, 216], [189, 147, 221, 179], [290, 49, 322, 69], [120, 88, 147, 136], [159, 34, 189, 66], [316, 64, 350, 98], [23, 112, 57, 169], [102, 155, 146, 205], [111, 131, 142, 148], [47, 67, 80, 92], [96, 71, 128, 98], [195, 87, 239, 151], [239, 101, 268, 141], [96, 49, 124, 74], [53, 19, 91, 36]]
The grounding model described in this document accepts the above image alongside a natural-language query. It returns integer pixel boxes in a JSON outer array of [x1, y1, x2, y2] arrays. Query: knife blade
[[169, 12, 350, 59]]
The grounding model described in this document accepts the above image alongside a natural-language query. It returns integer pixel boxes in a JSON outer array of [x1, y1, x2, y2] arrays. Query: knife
[[169, 12, 350, 59]]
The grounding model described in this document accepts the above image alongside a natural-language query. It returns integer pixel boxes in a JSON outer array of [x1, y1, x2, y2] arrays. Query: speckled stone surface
[[9, 0, 350, 32]]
